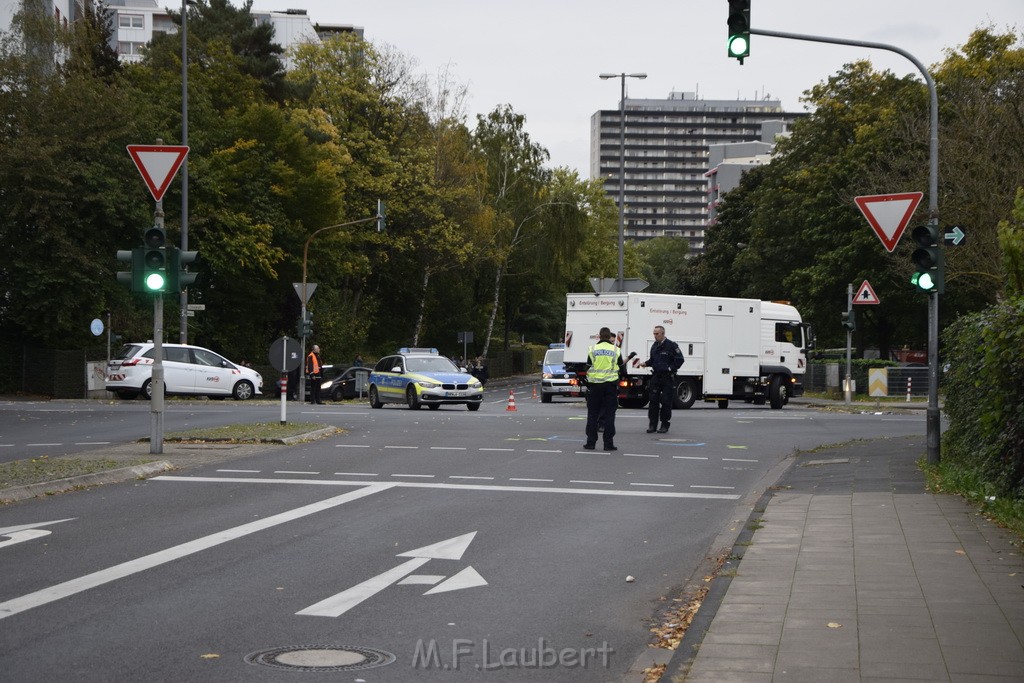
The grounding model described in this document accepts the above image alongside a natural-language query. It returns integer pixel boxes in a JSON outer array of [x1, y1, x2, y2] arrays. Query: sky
[[246, 0, 1022, 177]]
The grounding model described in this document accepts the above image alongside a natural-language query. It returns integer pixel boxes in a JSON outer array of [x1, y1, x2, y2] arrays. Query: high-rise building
[[590, 91, 801, 254]]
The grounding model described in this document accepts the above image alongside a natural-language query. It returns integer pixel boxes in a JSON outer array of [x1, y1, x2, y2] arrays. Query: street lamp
[[179, 0, 196, 343], [599, 72, 646, 292]]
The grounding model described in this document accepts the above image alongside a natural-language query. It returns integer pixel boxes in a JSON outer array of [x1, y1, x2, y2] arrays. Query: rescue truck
[[562, 292, 814, 409]]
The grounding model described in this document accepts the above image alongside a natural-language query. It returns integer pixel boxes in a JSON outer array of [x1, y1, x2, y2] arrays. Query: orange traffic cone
[[506, 389, 517, 411], [532, 385, 538, 400]]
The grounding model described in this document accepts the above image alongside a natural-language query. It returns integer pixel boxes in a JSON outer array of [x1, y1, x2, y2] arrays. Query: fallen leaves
[[200, 653, 220, 659]]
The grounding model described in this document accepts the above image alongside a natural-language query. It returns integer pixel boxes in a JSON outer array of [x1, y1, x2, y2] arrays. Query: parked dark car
[[275, 365, 371, 401]]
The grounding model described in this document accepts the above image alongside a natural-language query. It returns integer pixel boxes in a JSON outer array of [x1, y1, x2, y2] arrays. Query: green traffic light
[[728, 35, 749, 58], [910, 271, 936, 291], [145, 272, 166, 291]]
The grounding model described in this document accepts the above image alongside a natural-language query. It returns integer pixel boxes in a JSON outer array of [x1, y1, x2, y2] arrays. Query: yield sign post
[[127, 145, 189, 202], [853, 279, 880, 305], [854, 192, 924, 252]]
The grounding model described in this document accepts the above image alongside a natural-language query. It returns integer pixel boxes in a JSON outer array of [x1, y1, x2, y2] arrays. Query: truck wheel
[[369, 386, 383, 409], [717, 399, 730, 409], [674, 378, 697, 410], [769, 376, 787, 409]]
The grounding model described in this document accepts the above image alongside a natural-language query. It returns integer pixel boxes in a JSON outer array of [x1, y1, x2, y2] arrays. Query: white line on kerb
[[0, 484, 392, 621]]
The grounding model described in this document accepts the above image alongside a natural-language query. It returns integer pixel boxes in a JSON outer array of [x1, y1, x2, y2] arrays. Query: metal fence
[[804, 363, 931, 397], [0, 343, 110, 399]]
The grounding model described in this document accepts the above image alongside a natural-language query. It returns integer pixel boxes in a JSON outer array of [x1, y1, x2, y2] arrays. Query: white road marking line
[[672, 456, 709, 460], [385, 445, 418, 450], [397, 575, 445, 586], [274, 470, 320, 475], [722, 458, 758, 462], [28, 443, 61, 447], [731, 416, 806, 420], [570, 480, 613, 485], [334, 472, 378, 477], [335, 444, 370, 448], [153, 476, 742, 500], [624, 453, 659, 458], [0, 484, 392, 621], [0, 444, 14, 447], [526, 449, 562, 453], [630, 482, 674, 488], [449, 476, 494, 481], [431, 447, 467, 451], [691, 485, 735, 489], [508, 478, 554, 483], [479, 448, 514, 452], [218, 469, 260, 473], [391, 474, 435, 478], [74, 442, 110, 446]]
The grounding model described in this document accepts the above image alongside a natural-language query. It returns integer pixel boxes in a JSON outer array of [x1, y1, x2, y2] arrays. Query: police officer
[[584, 327, 625, 451], [641, 325, 685, 433], [306, 344, 324, 405]]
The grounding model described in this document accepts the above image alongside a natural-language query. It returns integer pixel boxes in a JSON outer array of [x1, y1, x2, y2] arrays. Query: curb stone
[[0, 461, 174, 504]]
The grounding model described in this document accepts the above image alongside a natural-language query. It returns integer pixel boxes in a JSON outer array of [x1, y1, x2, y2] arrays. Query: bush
[[942, 296, 1024, 497]]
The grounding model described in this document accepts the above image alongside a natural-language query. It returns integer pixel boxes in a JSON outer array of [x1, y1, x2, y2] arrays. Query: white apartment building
[[0, 1, 360, 66], [706, 119, 792, 225], [590, 91, 801, 254]]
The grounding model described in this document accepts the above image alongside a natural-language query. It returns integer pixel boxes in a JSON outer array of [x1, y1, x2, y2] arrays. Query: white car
[[106, 342, 263, 401]]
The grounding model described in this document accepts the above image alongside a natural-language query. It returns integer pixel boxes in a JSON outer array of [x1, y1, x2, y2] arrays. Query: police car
[[539, 343, 585, 403], [105, 342, 263, 400], [368, 348, 483, 410]]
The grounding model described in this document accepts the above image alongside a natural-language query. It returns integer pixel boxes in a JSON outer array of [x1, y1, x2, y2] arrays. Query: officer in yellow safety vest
[[584, 327, 625, 451]]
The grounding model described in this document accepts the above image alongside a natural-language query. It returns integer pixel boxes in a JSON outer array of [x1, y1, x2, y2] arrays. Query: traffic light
[[299, 310, 313, 338], [116, 247, 145, 292], [376, 199, 386, 232], [841, 309, 856, 332], [167, 247, 199, 292], [141, 224, 168, 292], [727, 0, 751, 63], [910, 224, 944, 293]]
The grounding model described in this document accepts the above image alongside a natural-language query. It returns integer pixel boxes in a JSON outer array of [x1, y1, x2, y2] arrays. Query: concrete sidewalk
[[667, 437, 1024, 682]]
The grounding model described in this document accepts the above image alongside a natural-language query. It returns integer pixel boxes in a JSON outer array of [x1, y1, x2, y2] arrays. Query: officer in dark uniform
[[641, 325, 684, 433]]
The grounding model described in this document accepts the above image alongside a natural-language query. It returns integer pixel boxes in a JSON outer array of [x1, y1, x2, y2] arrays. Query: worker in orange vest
[[306, 345, 324, 405]]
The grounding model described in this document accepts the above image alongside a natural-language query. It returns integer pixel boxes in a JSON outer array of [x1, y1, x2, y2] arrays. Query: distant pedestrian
[[306, 344, 325, 405], [584, 327, 624, 451], [353, 353, 364, 368], [641, 325, 684, 433]]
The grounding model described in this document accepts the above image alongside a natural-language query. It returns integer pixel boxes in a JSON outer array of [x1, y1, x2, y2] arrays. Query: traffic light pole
[[151, 203, 166, 454], [845, 282, 853, 405], [750, 27, 941, 463]]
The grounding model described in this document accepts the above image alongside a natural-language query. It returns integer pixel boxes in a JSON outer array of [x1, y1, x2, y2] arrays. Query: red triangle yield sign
[[853, 279, 880, 305], [127, 145, 189, 202], [854, 192, 923, 253]]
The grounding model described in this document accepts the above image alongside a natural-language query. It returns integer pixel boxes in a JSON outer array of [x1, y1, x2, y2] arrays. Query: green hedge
[[942, 296, 1024, 497]]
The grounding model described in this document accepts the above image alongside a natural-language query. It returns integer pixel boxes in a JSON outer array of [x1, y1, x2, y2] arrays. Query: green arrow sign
[[944, 225, 965, 246]]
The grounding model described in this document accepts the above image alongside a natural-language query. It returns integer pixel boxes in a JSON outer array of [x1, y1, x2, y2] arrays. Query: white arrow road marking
[[0, 529, 52, 550], [397, 575, 445, 586], [0, 486, 390, 621], [424, 566, 487, 595], [298, 532, 478, 618], [0, 518, 76, 537]]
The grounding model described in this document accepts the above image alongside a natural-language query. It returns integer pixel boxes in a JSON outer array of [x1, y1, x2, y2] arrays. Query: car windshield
[[544, 349, 564, 365], [406, 357, 459, 373]]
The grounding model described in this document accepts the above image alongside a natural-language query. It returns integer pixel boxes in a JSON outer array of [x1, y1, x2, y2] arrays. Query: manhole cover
[[245, 645, 395, 672]]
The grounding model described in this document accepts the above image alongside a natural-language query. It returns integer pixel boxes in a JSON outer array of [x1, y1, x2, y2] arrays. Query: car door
[[161, 346, 195, 394], [191, 347, 232, 397], [371, 356, 403, 403]]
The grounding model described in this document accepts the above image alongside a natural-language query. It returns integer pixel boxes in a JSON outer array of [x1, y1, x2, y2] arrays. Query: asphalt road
[[0, 390, 925, 681]]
